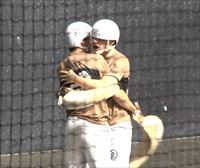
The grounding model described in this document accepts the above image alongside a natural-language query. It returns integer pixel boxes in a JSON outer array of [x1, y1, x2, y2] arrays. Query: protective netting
[[0, 0, 199, 167]]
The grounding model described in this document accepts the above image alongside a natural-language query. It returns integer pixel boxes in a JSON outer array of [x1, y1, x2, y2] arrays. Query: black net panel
[[0, 0, 199, 167]]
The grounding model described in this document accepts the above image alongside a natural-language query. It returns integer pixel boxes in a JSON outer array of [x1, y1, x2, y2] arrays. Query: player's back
[[67, 53, 108, 80], [58, 51, 110, 124]]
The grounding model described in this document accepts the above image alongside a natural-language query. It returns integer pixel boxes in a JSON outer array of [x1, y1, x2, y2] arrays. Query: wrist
[[134, 109, 141, 115]]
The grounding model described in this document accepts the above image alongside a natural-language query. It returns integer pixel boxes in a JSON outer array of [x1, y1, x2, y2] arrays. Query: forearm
[[72, 75, 103, 89], [113, 90, 144, 124], [59, 70, 121, 90], [61, 84, 121, 109], [112, 90, 138, 114], [72, 74, 119, 90]]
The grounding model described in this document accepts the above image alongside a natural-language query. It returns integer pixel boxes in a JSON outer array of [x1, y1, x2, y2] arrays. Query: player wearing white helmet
[[91, 19, 120, 55], [57, 21, 121, 168], [60, 19, 144, 167], [58, 22, 120, 109]]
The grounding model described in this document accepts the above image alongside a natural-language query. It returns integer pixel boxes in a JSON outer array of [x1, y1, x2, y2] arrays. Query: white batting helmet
[[91, 19, 120, 44], [66, 21, 92, 48]]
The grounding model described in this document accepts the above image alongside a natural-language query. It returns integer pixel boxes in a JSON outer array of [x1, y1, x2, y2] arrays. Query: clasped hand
[[59, 70, 77, 85]]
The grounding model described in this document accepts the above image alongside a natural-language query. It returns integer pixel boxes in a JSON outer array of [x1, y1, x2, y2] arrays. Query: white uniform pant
[[64, 116, 111, 168], [110, 121, 132, 168]]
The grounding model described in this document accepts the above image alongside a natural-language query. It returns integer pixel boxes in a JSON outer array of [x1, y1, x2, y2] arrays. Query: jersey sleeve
[[108, 57, 130, 81]]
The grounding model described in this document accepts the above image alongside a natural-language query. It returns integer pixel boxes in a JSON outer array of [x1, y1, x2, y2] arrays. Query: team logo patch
[[110, 149, 118, 160]]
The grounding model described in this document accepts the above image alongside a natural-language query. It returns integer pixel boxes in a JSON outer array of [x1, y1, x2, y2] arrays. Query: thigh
[[110, 121, 132, 168], [81, 121, 112, 168], [63, 117, 87, 168]]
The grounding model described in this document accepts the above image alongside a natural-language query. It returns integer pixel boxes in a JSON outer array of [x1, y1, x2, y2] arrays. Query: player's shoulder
[[67, 52, 104, 62], [114, 49, 128, 59], [83, 53, 107, 64], [113, 49, 130, 64], [85, 53, 105, 59]]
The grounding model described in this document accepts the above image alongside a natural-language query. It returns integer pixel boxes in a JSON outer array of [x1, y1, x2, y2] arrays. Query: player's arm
[[57, 56, 122, 108], [59, 71, 143, 123], [59, 59, 143, 123], [110, 59, 143, 123], [59, 69, 121, 89], [65, 72, 144, 123], [59, 84, 121, 109], [112, 90, 143, 124], [59, 54, 121, 89], [56, 61, 65, 96]]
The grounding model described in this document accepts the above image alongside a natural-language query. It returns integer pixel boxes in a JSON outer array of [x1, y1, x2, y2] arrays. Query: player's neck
[[104, 48, 116, 59]]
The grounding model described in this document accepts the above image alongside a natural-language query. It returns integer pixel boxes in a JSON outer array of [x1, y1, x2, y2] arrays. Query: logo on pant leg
[[110, 149, 118, 160]]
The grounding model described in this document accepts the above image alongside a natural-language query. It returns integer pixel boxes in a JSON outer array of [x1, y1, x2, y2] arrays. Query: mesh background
[[0, 0, 199, 167]]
